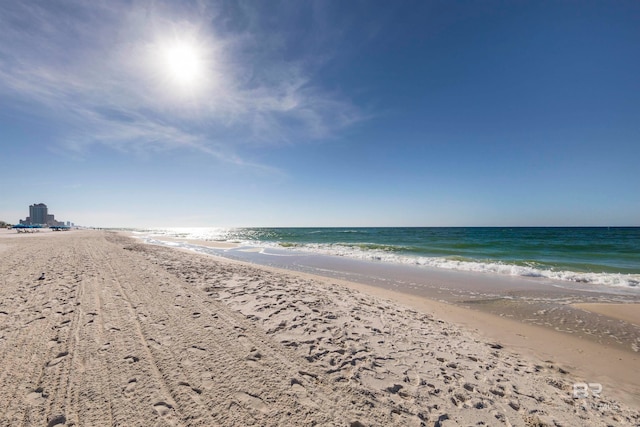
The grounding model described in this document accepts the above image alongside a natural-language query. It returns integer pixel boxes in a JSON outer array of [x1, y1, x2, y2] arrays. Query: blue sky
[[1, 0, 638, 227]]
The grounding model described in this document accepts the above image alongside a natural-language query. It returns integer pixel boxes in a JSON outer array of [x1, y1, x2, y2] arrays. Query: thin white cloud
[[0, 0, 362, 169]]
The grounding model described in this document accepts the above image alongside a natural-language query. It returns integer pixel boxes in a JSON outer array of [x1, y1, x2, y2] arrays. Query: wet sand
[[573, 303, 640, 326]]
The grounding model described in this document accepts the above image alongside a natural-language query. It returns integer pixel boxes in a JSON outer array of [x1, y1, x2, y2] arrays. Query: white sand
[[0, 229, 637, 426]]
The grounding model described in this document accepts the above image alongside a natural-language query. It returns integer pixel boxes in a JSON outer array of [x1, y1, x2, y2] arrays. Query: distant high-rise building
[[29, 203, 48, 225], [20, 203, 68, 226]]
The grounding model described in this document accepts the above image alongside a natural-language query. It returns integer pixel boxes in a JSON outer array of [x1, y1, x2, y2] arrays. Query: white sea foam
[[253, 241, 640, 289]]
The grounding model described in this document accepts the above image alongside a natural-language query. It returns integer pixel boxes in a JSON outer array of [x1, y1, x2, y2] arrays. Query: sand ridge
[[0, 230, 638, 426]]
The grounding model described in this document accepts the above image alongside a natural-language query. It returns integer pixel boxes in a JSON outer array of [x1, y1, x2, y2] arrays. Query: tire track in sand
[[84, 238, 189, 426], [102, 233, 341, 426]]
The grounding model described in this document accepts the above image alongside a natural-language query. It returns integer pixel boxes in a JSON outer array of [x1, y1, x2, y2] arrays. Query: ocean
[[132, 227, 640, 290]]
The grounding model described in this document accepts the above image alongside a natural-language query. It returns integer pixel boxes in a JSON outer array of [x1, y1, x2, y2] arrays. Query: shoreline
[[138, 233, 640, 352], [134, 230, 640, 294], [137, 233, 640, 406], [0, 229, 638, 425], [129, 226, 640, 291]]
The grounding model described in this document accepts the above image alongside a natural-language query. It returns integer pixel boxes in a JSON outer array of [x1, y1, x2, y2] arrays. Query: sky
[[0, 0, 638, 228]]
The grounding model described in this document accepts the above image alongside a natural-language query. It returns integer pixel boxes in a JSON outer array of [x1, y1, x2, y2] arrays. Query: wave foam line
[[254, 241, 640, 289]]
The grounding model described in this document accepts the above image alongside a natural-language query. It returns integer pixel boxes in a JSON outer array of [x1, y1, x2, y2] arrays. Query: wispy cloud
[[0, 0, 362, 170]]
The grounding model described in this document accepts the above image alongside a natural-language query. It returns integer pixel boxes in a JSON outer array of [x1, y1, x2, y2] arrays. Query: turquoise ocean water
[[133, 227, 640, 290]]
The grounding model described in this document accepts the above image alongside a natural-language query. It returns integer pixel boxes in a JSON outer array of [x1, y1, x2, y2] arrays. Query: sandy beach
[[0, 229, 638, 426]]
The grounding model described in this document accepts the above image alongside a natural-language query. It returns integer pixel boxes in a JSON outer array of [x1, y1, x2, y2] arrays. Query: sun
[[146, 30, 221, 100], [162, 41, 202, 86]]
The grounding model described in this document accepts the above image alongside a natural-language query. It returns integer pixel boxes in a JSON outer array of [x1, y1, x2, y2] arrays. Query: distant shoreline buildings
[[19, 203, 73, 227]]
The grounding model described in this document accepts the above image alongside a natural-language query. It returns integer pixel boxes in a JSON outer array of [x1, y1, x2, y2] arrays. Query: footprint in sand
[[124, 378, 137, 395], [153, 401, 173, 417], [289, 378, 318, 408], [25, 388, 47, 405], [47, 338, 62, 349], [178, 381, 203, 404], [246, 350, 262, 363], [200, 373, 215, 390], [46, 414, 66, 427], [234, 392, 269, 414], [47, 351, 68, 367], [147, 338, 162, 349], [124, 355, 139, 364]]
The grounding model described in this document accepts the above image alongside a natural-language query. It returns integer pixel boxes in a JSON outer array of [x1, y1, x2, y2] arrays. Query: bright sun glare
[[163, 41, 202, 86]]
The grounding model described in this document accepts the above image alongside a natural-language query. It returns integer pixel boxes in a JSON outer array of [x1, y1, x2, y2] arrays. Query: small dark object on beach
[[38, 273, 45, 280]]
